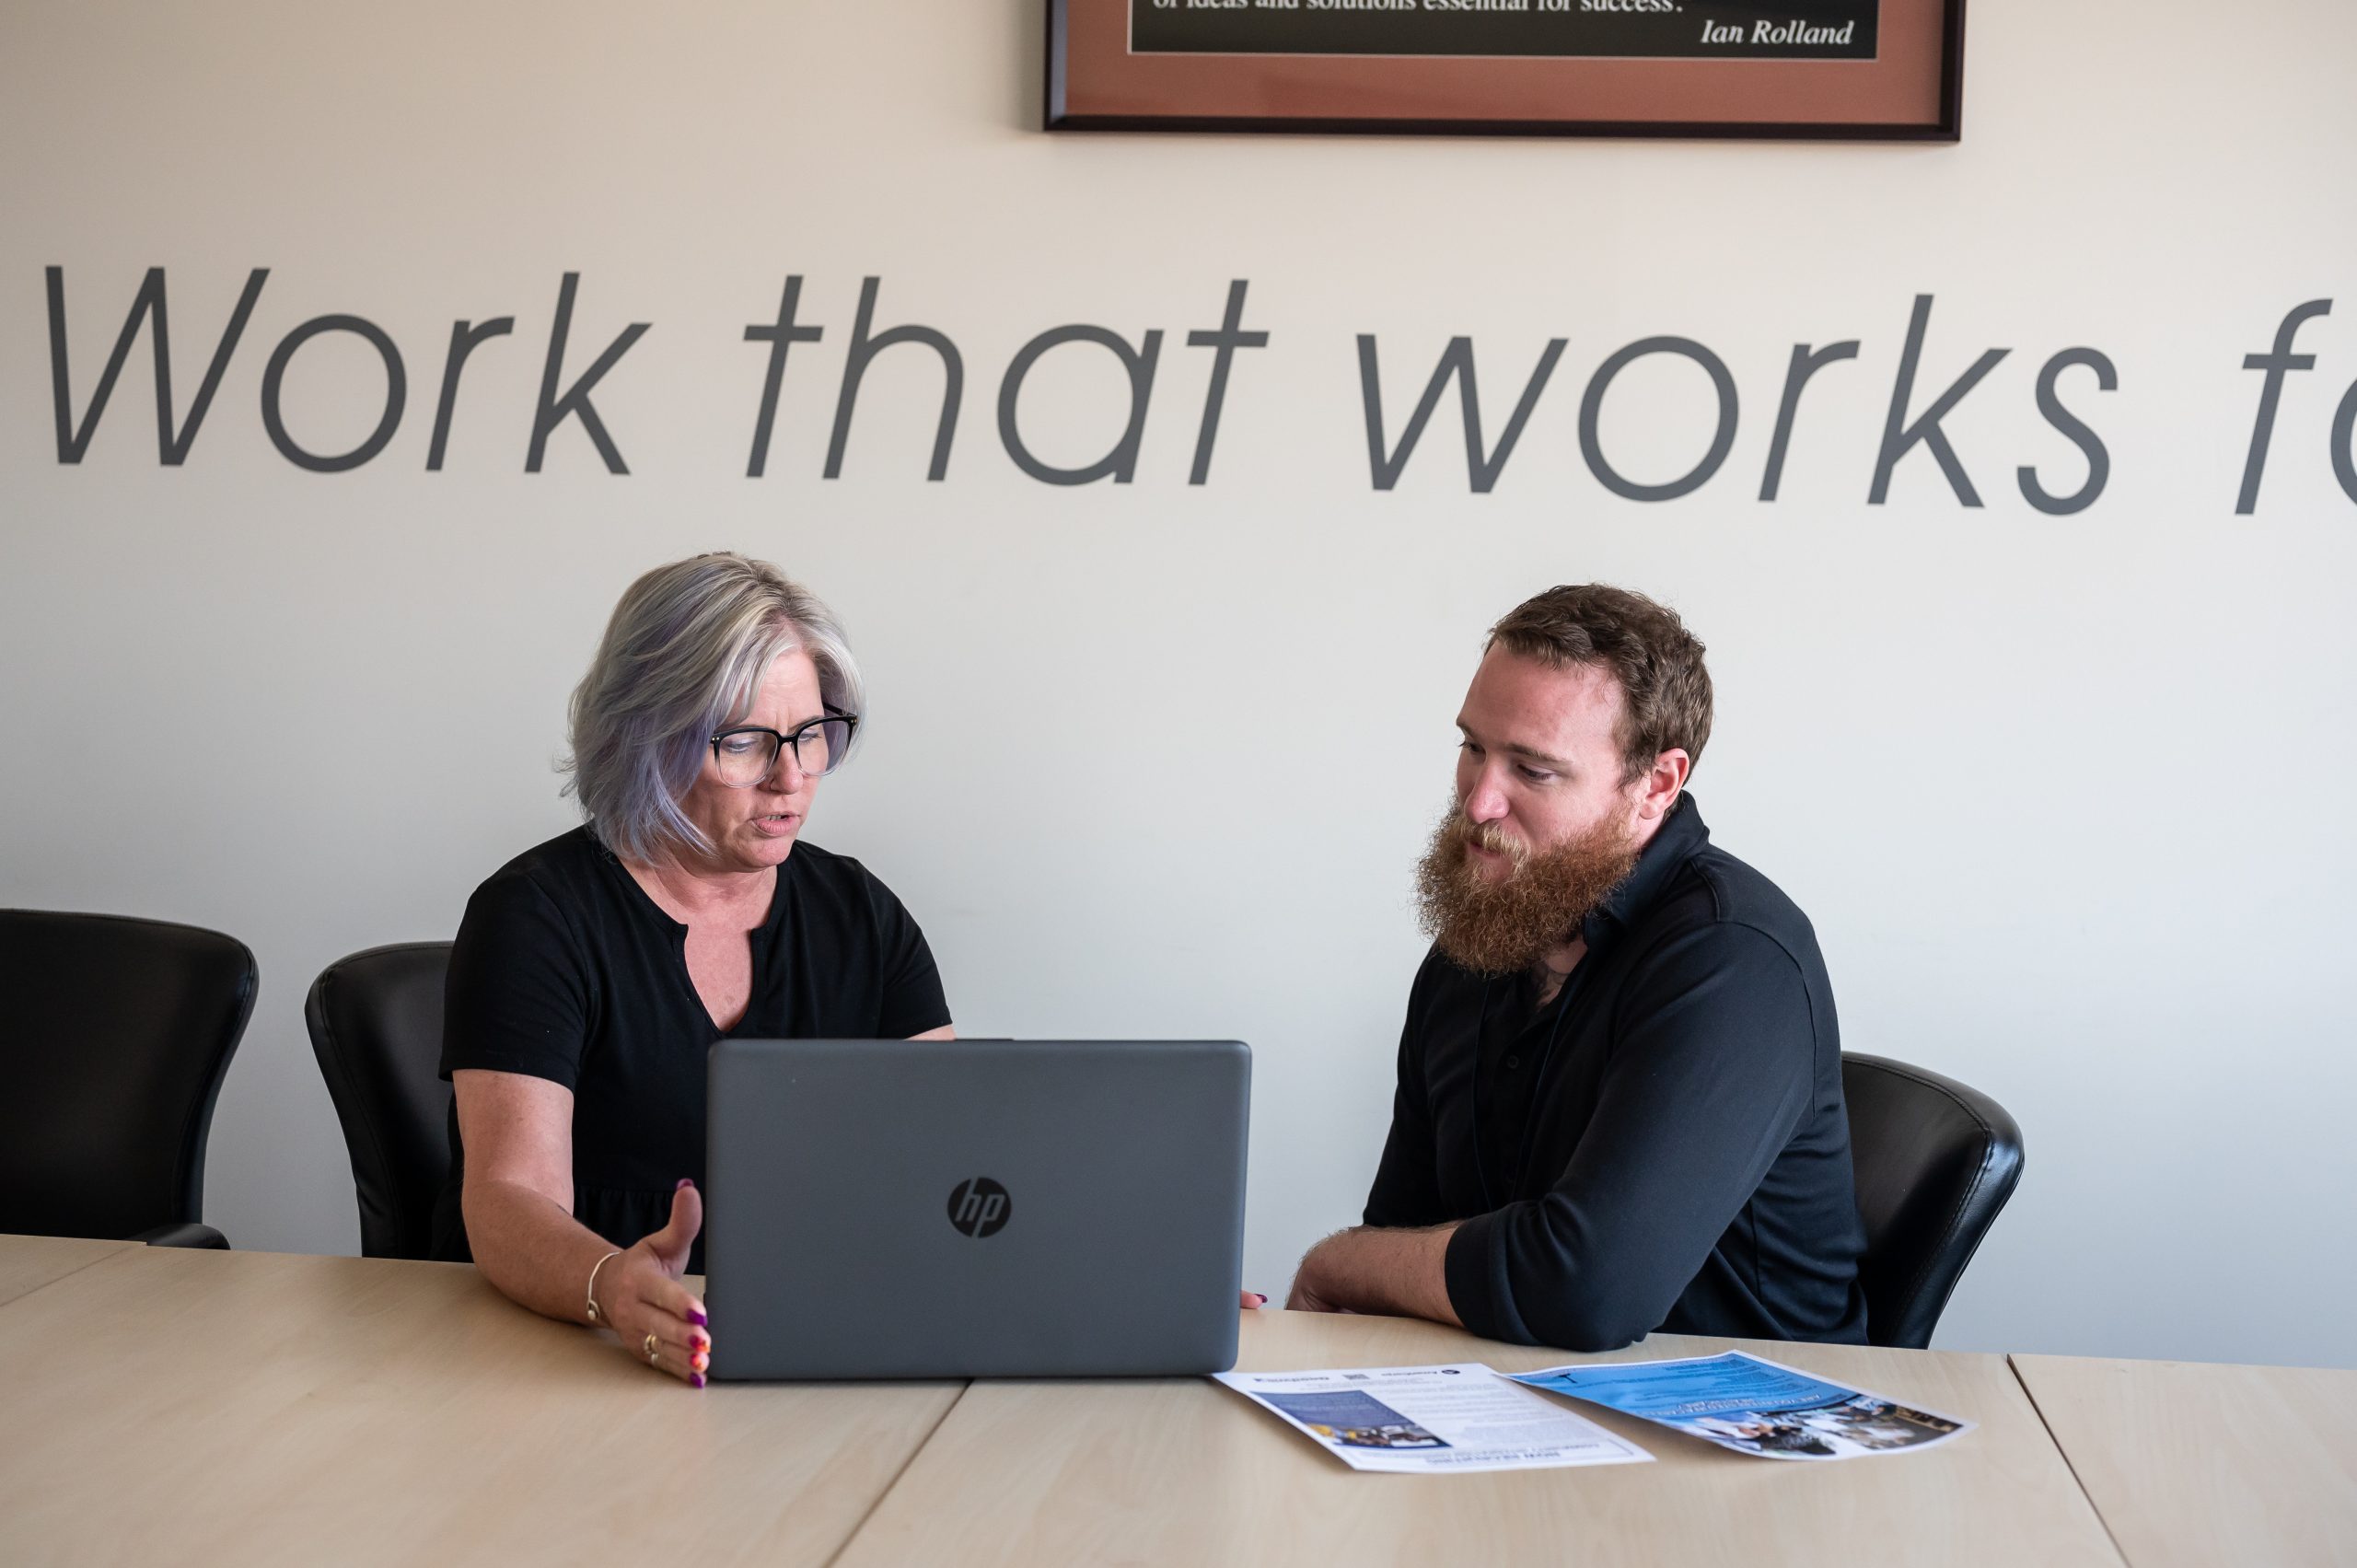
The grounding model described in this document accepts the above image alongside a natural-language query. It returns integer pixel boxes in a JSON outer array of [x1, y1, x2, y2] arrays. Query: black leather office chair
[[0, 909, 257, 1247], [304, 942, 454, 1260], [1843, 1051, 2025, 1350]]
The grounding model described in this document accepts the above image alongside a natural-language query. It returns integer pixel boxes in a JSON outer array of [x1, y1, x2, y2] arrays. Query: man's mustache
[[1447, 813, 1527, 865]]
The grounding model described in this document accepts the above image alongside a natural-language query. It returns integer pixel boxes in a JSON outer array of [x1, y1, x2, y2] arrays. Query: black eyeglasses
[[708, 713, 859, 786]]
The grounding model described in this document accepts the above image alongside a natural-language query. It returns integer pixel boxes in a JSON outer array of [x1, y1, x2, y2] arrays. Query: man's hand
[[1283, 1246, 1350, 1313], [1283, 1224, 1464, 1326], [1282, 1272, 1348, 1314]]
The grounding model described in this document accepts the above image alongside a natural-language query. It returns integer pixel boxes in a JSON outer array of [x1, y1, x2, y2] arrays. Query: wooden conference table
[[0, 1239, 2348, 1567]]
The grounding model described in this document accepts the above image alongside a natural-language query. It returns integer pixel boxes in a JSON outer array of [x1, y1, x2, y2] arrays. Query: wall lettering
[[34, 267, 2354, 514]]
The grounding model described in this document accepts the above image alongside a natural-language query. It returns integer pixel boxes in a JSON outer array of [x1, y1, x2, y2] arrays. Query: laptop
[[704, 1038, 1251, 1379]]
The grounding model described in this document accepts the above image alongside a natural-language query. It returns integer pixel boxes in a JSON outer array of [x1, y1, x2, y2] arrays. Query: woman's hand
[[594, 1179, 712, 1387]]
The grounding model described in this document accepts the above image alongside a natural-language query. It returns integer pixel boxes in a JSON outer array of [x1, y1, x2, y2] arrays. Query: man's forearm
[[1287, 1223, 1464, 1327]]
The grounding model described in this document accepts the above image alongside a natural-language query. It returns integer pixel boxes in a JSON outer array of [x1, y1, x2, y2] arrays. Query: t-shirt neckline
[[583, 824, 791, 941]]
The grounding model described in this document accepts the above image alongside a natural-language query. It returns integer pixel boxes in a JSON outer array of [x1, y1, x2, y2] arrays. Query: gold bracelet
[[584, 1249, 622, 1325]]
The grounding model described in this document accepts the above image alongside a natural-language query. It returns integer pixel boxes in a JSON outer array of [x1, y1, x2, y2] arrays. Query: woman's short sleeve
[[439, 867, 594, 1089], [866, 875, 952, 1040]]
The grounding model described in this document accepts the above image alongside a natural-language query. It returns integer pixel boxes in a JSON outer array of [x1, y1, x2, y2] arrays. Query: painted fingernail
[[676, 1179, 695, 1191], [690, 1372, 706, 1389], [692, 1353, 710, 1373], [1253, 1294, 1269, 1306], [689, 1307, 708, 1327]]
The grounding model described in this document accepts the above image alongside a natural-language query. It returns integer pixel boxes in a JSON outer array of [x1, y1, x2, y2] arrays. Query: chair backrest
[[305, 942, 455, 1260], [0, 909, 257, 1240], [1842, 1051, 2025, 1350]]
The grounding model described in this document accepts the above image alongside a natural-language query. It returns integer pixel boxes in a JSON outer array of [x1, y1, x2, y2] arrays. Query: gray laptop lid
[[705, 1038, 1250, 1379]]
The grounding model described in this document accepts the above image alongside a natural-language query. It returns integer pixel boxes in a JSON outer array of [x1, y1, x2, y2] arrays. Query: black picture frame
[[1048, 0, 1966, 142]]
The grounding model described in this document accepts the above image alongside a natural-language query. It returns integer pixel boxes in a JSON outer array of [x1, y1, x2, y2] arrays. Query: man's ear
[[1636, 749, 1691, 820]]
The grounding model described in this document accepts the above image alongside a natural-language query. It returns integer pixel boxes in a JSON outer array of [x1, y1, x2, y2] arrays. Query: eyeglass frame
[[706, 710, 860, 785]]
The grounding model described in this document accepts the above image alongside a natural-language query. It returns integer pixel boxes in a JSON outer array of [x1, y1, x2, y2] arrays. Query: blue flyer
[[1512, 1351, 1974, 1460]]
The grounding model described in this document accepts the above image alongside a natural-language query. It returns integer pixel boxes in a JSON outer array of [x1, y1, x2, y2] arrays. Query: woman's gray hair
[[563, 552, 865, 865]]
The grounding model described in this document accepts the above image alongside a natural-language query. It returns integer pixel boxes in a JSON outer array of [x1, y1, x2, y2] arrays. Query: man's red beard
[[1412, 806, 1643, 976]]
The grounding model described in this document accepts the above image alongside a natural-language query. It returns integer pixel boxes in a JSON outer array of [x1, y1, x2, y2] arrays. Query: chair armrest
[[134, 1223, 229, 1249]]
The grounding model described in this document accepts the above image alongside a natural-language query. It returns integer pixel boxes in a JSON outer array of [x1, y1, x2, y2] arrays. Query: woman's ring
[[644, 1332, 661, 1365]]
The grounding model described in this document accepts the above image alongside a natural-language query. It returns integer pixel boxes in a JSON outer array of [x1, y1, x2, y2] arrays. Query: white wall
[[4, 0, 2352, 1368]]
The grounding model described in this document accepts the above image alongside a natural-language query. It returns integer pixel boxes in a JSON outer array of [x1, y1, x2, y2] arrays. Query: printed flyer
[[1513, 1352, 1975, 1461], [1214, 1363, 1654, 1474]]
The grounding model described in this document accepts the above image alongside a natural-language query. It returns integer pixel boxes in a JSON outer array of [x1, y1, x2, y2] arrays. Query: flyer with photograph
[[1214, 1363, 1654, 1474], [1511, 1351, 1974, 1461]]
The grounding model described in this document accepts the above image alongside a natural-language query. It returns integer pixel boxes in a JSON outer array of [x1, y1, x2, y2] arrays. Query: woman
[[432, 552, 955, 1387]]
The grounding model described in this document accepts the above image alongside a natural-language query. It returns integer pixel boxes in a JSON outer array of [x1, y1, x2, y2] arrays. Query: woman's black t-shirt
[[429, 825, 951, 1272]]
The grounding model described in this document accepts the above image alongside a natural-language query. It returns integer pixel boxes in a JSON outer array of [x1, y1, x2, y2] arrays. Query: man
[[1286, 586, 1868, 1349]]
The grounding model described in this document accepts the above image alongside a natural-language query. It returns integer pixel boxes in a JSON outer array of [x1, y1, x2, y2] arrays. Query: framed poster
[[1047, 0, 1964, 141]]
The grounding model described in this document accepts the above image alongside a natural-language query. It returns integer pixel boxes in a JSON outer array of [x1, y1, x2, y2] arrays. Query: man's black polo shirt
[[1364, 795, 1869, 1350]]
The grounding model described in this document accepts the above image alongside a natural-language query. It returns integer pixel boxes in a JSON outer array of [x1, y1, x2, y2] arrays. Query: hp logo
[[946, 1177, 1011, 1238]]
